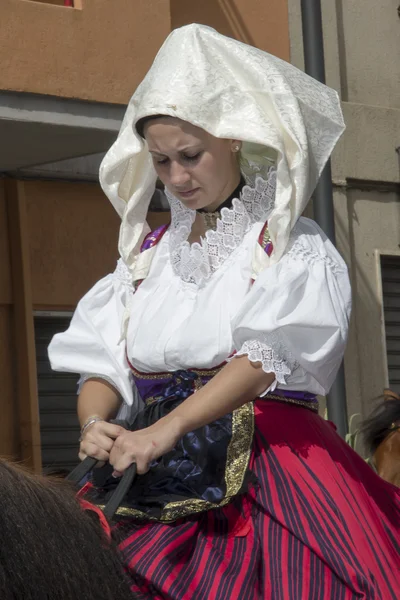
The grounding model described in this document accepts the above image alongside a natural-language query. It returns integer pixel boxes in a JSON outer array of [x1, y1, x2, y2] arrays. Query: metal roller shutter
[[34, 315, 80, 474], [381, 256, 400, 394]]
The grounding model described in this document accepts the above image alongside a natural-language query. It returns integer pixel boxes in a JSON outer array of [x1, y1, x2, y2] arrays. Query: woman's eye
[[183, 152, 202, 163], [155, 157, 169, 165]]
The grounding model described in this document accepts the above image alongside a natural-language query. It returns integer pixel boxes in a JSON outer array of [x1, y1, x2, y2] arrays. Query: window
[[34, 314, 80, 474], [28, 1, 73, 6], [381, 256, 400, 394]]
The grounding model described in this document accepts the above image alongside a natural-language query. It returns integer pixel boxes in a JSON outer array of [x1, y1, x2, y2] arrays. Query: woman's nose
[[169, 161, 191, 188]]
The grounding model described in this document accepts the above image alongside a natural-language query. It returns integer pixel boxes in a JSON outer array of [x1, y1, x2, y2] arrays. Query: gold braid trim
[[102, 401, 254, 522], [130, 365, 223, 381], [266, 394, 319, 412], [111, 366, 318, 522]]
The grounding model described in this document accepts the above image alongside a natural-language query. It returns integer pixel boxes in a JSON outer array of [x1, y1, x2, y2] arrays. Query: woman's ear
[[231, 140, 242, 153]]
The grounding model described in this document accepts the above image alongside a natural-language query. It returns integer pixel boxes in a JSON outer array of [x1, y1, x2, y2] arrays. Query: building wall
[[26, 180, 120, 309], [0, 181, 18, 458], [1, 0, 289, 104], [171, 0, 289, 58], [288, 0, 400, 421], [0, 0, 171, 104], [0, 177, 169, 464], [25, 179, 167, 309], [346, 188, 400, 405], [337, 0, 399, 108]]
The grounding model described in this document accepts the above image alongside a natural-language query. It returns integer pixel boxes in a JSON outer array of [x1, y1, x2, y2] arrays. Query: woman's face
[[144, 117, 241, 211]]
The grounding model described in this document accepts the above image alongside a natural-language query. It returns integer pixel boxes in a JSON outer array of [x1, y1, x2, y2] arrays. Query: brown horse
[[0, 458, 136, 600], [361, 389, 400, 487]]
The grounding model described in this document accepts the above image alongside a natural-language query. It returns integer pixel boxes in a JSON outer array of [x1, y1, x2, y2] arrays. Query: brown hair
[[136, 114, 173, 138], [0, 459, 135, 600]]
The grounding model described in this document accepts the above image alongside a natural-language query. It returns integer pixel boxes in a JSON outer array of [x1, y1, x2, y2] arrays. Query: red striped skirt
[[115, 400, 400, 599]]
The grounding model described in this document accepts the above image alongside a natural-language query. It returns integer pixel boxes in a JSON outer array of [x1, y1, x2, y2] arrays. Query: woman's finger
[[84, 432, 115, 453], [80, 441, 110, 462], [110, 439, 152, 475], [96, 421, 125, 439]]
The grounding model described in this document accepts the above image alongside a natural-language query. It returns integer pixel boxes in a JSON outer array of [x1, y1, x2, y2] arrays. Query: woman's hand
[[79, 420, 126, 463], [109, 417, 182, 475]]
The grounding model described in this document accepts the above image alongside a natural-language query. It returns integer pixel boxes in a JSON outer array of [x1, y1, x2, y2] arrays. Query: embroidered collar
[[165, 167, 277, 286], [196, 176, 246, 232]]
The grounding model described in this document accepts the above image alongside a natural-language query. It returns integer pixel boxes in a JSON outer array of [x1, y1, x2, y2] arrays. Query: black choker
[[197, 177, 245, 230], [197, 177, 245, 215]]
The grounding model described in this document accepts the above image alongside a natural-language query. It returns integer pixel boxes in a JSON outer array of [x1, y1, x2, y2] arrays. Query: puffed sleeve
[[231, 218, 351, 396], [48, 259, 142, 418]]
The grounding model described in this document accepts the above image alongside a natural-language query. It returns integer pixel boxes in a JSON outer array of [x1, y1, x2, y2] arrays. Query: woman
[[49, 25, 400, 599], [0, 459, 135, 600]]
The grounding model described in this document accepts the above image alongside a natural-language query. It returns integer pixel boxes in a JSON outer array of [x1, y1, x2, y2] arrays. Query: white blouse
[[48, 172, 351, 419]]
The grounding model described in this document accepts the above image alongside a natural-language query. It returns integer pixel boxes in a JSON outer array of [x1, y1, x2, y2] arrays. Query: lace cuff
[[233, 335, 299, 386], [77, 374, 122, 396]]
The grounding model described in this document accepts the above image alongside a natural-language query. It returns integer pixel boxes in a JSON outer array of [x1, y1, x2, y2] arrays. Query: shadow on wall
[[170, 0, 290, 60], [171, 0, 254, 46], [339, 188, 400, 421], [306, 185, 398, 430]]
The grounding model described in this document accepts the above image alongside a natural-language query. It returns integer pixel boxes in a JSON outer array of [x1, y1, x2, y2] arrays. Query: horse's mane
[[360, 390, 400, 455], [0, 459, 135, 600]]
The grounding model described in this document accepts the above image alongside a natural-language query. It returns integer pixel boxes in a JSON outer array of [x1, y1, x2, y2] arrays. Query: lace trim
[[166, 168, 276, 286], [113, 258, 134, 287], [241, 170, 277, 222], [77, 374, 121, 395], [285, 231, 343, 274], [234, 336, 299, 385]]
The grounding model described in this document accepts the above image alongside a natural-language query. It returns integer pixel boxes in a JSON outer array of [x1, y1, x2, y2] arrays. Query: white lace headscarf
[[100, 23, 345, 282]]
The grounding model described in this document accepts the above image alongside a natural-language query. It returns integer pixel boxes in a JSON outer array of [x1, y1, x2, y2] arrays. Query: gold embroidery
[[193, 378, 203, 392], [144, 395, 159, 406], [145, 376, 204, 405], [111, 367, 318, 522], [266, 394, 319, 412], [130, 365, 224, 381], [109, 401, 255, 522], [130, 369, 173, 381], [225, 401, 254, 496]]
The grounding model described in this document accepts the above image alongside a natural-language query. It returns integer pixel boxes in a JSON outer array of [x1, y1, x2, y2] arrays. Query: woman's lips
[[177, 188, 200, 199]]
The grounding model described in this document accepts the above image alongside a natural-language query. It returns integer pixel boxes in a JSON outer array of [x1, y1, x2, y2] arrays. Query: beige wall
[[348, 188, 400, 395], [334, 186, 400, 418], [288, 0, 400, 421], [336, 0, 400, 108]]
